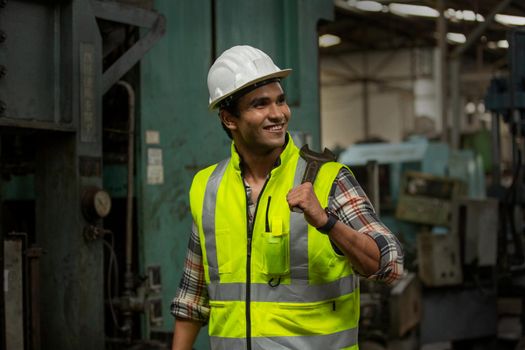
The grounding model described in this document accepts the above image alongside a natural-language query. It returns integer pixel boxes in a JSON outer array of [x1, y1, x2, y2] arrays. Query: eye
[[251, 98, 269, 109], [277, 95, 287, 105]]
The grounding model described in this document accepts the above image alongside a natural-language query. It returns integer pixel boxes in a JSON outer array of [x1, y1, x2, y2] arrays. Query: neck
[[236, 145, 283, 181]]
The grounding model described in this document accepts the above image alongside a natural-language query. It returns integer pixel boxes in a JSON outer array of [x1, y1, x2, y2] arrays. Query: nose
[[268, 102, 286, 120]]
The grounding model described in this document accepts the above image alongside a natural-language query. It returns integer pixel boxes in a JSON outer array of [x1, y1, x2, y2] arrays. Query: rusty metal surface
[[27, 246, 43, 350], [79, 156, 103, 178], [0, 1, 60, 124], [4, 239, 24, 350]]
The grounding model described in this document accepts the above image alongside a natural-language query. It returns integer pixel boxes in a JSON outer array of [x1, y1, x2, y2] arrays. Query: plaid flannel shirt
[[171, 167, 404, 322]]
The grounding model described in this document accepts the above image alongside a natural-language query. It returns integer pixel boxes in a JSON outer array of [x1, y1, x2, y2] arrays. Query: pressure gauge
[[81, 187, 112, 222]]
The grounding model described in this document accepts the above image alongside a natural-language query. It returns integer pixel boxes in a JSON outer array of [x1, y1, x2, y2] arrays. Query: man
[[171, 45, 403, 350]]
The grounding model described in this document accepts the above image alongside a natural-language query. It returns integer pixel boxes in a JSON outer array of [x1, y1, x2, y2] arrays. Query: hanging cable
[[102, 232, 121, 330]]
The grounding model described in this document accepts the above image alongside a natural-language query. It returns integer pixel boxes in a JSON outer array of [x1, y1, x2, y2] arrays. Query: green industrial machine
[[1, 1, 106, 349], [0, 0, 333, 349]]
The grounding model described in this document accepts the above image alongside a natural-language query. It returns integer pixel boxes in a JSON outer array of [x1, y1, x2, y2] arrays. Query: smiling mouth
[[264, 124, 284, 132]]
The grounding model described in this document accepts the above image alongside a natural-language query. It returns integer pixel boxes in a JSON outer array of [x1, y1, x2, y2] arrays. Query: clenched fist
[[286, 182, 328, 228]]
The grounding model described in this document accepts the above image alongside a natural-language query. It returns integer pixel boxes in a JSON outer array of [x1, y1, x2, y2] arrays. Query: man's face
[[225, 82, 291, 156]]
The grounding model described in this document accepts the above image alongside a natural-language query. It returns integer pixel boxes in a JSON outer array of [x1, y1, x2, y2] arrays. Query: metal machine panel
[[338, 141, 429, 166], [448, 150, 486, 199], [396, 171, 465, 226], [420, 288, 498, 344], [389, 273, 421, 337], [0, 2, 62, 123], [4, 239, 24, 350], [453, 198, 499, 266], [338, 140, 451, 207], [215, 0, 300, 105], [417, 233, 463, 286]]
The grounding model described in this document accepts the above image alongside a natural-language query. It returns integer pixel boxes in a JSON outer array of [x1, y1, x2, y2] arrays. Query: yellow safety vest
[[189, 136, 360, 350]]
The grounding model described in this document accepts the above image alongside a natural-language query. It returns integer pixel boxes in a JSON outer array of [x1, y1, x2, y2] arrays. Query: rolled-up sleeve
[[329, 167, 404, 284], [170, 222, 210, 323]]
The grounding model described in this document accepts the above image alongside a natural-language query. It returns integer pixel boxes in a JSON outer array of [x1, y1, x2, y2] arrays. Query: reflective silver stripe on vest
[[210, 336, 246, 350], [211, 328, 358, 350], [290, 156, 309, 282], [203, 158, 230, 282], [208, 274, 357, 302]]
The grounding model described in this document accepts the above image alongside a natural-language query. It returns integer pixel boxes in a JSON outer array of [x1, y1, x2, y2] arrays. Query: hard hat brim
[[208, 68, 292, 110]]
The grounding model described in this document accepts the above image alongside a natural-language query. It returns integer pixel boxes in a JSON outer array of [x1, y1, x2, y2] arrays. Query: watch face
[[325, 207, 335, 216], [325, 207, 339, 221], [94, 190, 112, 218]]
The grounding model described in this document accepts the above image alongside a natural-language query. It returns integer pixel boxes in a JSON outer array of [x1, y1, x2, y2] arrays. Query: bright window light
[[462, 10, 477, 21], [447, 32, 467, 44], [319, 34, 341, 48], [389, 3, 439, 18], [498, 40, 509, 49], [445, 9, 455, 19], [355, 1, 383, 12], [477, 102, 485, 114], [465, 102, 476, 115], [487, 41, 498, 50], [487, 40, 509, 49], [495, 14, 525, 26], [446, 8, 484, 22]]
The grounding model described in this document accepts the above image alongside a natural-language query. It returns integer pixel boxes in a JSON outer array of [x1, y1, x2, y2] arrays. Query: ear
[[219, 109, 238, 131]]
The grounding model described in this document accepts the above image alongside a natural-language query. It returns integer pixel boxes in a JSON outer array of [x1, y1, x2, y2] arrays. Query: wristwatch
[[316, 207, 339, 234]]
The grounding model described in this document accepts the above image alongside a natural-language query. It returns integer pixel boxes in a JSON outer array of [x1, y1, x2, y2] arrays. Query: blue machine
[[338, 138, 485, 273], [338, 137, 485, 205]]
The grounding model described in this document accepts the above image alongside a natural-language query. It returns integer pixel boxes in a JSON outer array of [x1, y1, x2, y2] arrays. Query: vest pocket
[[209, 300, 246, 338], [277, 299, 333, 311], [252, 298, 355, 338], [261, 216, 289, 277]]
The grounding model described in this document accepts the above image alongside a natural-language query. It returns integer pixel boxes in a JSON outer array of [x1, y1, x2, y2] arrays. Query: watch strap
[[317, 207, 338, 234]]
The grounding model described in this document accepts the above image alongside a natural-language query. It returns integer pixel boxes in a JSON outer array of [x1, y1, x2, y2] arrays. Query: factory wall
[[320, 48, 435, 149], [139, 0, 333, 346], [319, 47, 516, 166]]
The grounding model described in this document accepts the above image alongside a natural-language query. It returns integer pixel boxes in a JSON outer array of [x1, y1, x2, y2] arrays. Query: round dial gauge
[[93, 190, 112, 218], [81, 187, 112, 222]]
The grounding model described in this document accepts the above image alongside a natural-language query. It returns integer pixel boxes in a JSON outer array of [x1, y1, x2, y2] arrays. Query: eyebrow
[[249, 93, 286, 107]]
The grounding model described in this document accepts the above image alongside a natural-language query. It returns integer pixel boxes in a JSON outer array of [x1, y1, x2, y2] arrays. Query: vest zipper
[[265, 196, 272, 232], [245, 175, 271, 350]]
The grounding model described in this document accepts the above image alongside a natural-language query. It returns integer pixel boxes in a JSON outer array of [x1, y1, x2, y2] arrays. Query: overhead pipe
[[436, 0, 448, 144]]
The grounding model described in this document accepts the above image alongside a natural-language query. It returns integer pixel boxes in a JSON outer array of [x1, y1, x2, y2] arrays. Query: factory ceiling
[[319, 0, 525, 68]]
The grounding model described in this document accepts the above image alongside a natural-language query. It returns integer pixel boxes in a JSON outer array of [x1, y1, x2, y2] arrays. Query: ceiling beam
[[451, 0, 514, 58]]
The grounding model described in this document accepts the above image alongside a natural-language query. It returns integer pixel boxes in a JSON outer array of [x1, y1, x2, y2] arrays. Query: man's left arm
[[329, 168, 404, 283], [286, 167, 403, 284]]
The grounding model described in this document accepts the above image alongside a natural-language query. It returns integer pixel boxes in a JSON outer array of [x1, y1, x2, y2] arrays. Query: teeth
[[267, 125, 282, 131]]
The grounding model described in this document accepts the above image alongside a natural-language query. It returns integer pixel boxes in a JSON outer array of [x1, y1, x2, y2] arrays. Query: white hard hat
[[207, 45, 292, 110]]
